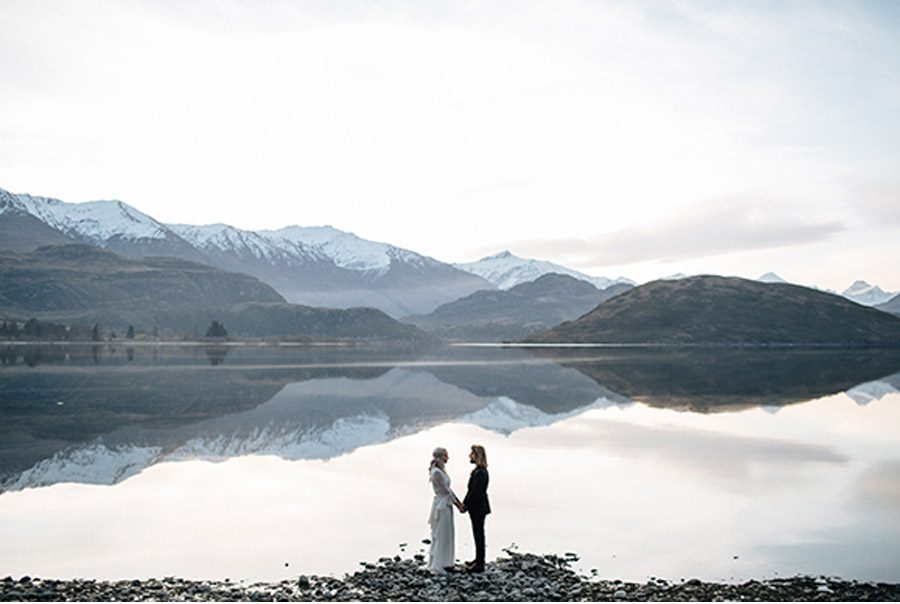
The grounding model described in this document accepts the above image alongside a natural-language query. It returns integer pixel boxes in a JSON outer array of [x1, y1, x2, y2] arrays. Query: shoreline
[[3, 552, 899, 602]]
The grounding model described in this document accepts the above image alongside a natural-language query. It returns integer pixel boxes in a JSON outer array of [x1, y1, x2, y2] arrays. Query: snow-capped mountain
[[2, 188, 204, 260], [15, 194, 168, 242], [0, 188, 26, 214], [842, 280, 896, 307], [0, 190, 77, 251], [0, 186, 491, 317], [171, 223, 292, 261], [454, 250, 633, 290], [263, 226, 402, 274], [757, 272, 787, 283]]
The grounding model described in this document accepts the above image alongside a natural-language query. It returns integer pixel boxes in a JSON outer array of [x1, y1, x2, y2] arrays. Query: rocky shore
[[2, 551, 899, 602]]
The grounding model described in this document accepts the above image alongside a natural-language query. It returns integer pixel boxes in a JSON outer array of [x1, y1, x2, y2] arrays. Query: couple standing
[[427, 444, 490, 574]]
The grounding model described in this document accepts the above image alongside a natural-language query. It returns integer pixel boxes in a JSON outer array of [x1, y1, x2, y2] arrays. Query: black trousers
[[470, 512, 487, 566]]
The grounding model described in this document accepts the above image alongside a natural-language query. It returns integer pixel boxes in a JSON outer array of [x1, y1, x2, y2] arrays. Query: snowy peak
[[455, 250, 633, 290], [842, 280, 895, 306], [845, 280, 874, 293], [168, 223, 315, 263], [169, 223, 261, 247], [0, 184, 493, 315], [0, 188, 27, 214], [265, 225, 345, 246], [264, 225, 392, 272], [261, 225, 437, 273], [14, 193, 170, 242], [757, 272, 787, 283]]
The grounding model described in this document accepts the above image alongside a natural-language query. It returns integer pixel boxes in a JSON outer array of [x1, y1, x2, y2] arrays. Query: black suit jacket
[[463, 466, 491, 516]]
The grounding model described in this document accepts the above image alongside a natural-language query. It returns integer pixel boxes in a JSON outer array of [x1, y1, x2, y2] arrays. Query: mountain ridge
[[876, 293, 900, 317], [522, 275, 900, 346], [0, 186, 491, 317], [0, 244, 430, 342], [4, 185, 895, 311], [404, 273, 633, 341], [843, 280, 896, 306], [454, 250, 633, 290]]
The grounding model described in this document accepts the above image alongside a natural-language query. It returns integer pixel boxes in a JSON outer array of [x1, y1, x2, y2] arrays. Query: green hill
[[522, 275, 900, 346]]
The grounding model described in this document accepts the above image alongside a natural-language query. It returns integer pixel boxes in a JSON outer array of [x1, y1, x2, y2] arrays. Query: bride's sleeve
[[431, 469, 454, 498]]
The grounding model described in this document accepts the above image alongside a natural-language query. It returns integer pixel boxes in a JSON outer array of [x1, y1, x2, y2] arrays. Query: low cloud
[[494, 197, 845, 268]]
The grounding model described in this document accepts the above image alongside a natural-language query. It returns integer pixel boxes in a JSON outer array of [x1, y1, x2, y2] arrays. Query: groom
[[461, 444, 490, 573]]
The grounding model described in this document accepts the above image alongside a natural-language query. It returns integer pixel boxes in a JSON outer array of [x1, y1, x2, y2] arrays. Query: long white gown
[[427, 466, 456, 573]]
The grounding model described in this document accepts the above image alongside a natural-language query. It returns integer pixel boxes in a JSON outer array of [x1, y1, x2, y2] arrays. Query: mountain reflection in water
[[529, 347, 900, 411], [1, 343, 899, 491]]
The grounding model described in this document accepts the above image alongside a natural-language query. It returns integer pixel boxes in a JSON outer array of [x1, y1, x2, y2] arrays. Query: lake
[[1, 343, 899, 583]]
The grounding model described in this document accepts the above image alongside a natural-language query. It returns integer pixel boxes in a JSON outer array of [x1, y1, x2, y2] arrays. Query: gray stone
[[5, 553, 900, 602]]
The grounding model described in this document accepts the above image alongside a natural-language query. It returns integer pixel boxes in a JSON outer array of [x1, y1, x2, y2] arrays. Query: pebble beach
[[2, 551, 899, 602]]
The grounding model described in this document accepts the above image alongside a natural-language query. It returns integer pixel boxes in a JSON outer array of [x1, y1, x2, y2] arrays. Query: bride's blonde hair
[[429, 447, 448, 473]]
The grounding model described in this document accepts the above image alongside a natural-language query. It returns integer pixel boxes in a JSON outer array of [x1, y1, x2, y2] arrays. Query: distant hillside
[[152, 303, 430, 340], [0, 244, 283, 313], [522, 275, 900, 346], [0, 245, 430, 342], [403, 274, 633, 341], [876, 293, 900, 317]]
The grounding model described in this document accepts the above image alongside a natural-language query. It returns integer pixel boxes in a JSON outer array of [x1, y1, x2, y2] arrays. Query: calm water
[[1, 343, 899, 583]]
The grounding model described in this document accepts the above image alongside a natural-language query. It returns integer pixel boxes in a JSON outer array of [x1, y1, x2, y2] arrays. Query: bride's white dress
[[427, 466, 456, 572]]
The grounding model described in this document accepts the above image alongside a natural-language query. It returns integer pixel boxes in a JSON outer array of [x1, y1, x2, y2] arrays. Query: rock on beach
[[2, 552, 899, 601]]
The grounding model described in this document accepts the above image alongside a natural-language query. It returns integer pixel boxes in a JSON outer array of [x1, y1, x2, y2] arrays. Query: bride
[[427, 447, 463, 573]]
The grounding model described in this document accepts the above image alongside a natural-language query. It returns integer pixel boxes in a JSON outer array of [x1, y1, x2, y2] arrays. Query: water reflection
[[2, 344, 900, 582], [1, 344, 899, 493], [205, 345, 228, 366], [533, 348, 900, 411]]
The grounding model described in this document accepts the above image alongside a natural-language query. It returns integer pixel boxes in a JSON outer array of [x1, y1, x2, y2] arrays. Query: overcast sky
[[2, 0, 898, 290]]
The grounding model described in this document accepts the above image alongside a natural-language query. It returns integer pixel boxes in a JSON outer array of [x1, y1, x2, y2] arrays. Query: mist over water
[[1, 344, 899, 582]]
